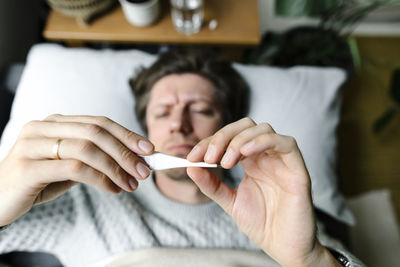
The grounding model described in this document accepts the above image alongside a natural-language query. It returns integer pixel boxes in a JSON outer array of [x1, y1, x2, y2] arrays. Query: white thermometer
[[141, 152, 219, 171]]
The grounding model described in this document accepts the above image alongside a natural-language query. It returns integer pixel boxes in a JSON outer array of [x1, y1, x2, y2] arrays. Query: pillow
[[0, 43, 354, 225]]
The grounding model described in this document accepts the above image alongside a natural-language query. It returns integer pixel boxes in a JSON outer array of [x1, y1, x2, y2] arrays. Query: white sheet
[[88, 248, 279, 267]]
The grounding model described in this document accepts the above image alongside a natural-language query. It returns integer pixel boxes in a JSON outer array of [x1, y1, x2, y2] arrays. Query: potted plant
[[245, 0, 400, 131]]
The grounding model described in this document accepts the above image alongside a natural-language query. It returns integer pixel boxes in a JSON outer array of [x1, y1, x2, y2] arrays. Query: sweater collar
[[133, 174, 223, 221]]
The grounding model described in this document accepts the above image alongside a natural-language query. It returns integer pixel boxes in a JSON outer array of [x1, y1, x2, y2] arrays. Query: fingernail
[[129, 178, 137, 191], [205, 145, 217, 162], [136, 162, 151, 179], [187, 146, 201, 161], [221, 148, 234, 166], [138, 140, 153, 153]]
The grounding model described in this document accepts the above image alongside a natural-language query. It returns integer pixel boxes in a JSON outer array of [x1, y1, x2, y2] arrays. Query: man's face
[[146, 73, 223, 181]]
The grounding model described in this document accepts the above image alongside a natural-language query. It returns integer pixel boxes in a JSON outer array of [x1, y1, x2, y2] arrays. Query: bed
[[0, 43, 398, 267]]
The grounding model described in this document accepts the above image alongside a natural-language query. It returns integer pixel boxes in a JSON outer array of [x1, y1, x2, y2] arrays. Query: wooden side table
[[43, 0, 260, 46]]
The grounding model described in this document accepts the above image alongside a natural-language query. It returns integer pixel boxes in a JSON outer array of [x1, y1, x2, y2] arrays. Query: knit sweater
[[0, 175, 365, 267]]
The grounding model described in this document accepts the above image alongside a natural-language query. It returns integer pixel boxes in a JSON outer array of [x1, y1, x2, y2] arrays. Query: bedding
[[0, 43, 353, 224], [347, 189, 400, 267], [88, 247, 279, 267]]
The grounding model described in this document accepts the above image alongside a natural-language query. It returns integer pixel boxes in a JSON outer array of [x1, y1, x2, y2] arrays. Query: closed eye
[[155, 112, 169, 118], [193, 109, 213, 116]]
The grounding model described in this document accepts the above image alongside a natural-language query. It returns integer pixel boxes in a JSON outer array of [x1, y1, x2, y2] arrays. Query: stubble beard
[[163, 167, 190, 182], [162, 152, 193, 183]]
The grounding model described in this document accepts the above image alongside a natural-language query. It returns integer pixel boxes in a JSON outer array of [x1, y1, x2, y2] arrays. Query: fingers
[[240, 134, 298, 156], [187, 117, 258, 163], [186, 167, 235, 214], [27, 159, 124, 194], [43, 114, 154, 155], [21, 115, 154, 155], [17, 115, 154, 190], [219, 123, 277, 168], [15, 137, 144, 192], [240, 133, 306, 175], [188, 118, 284, 169]]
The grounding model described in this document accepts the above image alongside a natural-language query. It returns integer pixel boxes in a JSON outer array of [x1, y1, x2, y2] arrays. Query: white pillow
[[0, 43, 354, 225]]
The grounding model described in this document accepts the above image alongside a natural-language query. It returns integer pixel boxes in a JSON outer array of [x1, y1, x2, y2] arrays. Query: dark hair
[[129, 49, 250, 133]]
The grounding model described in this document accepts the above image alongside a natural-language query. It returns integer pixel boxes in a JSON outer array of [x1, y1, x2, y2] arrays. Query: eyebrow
[[152, 98, 214, 108]]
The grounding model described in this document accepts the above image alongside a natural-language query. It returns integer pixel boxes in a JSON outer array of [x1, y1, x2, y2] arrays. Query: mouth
[[166, 144, 195, 155]]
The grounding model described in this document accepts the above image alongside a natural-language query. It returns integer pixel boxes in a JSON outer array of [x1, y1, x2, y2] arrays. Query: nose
[[169, 107, 193, 134]]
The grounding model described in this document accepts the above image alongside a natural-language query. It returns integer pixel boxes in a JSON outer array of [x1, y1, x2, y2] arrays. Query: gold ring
[[53, 139, 62, 160]]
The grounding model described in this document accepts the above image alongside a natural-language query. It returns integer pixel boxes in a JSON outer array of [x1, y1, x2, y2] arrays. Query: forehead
[[148, 73, 216, 106]]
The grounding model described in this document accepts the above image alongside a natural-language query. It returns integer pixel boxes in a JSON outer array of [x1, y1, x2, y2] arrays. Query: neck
[[154, 170, 217, 204]]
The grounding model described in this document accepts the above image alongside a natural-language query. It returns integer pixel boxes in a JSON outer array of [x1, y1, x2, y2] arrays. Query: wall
[[337, 36, 400, 224]]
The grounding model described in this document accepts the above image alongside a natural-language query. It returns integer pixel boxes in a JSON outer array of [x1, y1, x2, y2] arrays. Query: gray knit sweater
[[0, 175, 364, 267]]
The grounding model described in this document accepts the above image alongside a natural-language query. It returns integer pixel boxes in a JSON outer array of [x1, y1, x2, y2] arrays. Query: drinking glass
[[170, 0, 204, 35]]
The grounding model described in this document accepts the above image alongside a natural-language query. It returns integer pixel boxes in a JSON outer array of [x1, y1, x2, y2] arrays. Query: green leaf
[[348, 37, 361, 72], [275, 0, 339, 17], [311, 0, 340, 14], [276, 0, 312, 17], [373, 106, 398, 133]]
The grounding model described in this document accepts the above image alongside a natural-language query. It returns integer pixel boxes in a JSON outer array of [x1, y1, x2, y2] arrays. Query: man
[[0, 50, 363, 266]]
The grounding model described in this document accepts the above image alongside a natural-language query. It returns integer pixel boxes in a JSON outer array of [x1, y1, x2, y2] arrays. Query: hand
[[186, 118, 339, 266], [0, 114, 154, 226]]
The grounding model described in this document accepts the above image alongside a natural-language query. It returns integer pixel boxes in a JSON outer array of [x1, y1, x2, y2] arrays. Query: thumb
[[186, 167, 236, 214]]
